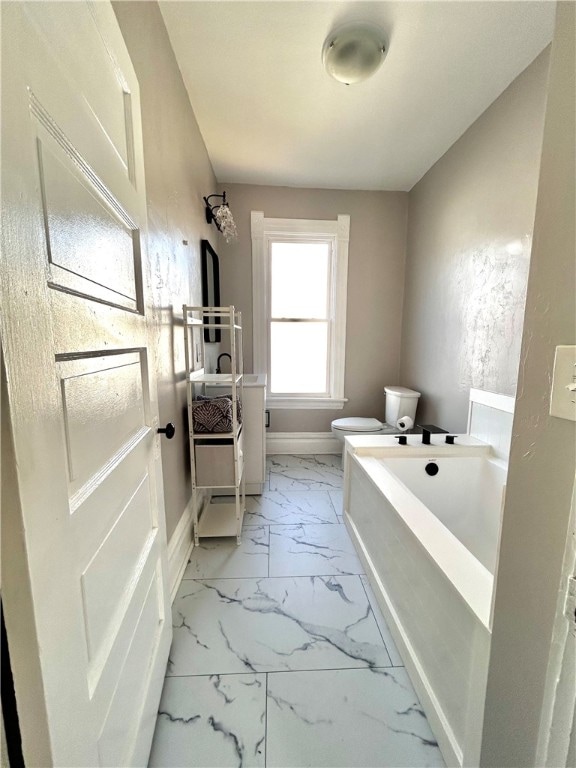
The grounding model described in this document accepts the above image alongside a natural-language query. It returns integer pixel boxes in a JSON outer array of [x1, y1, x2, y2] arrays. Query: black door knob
[[157, 422, 176, 439]]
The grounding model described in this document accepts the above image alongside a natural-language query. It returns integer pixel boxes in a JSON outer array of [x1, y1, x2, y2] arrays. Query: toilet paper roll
[[396, 416, 414, 432]]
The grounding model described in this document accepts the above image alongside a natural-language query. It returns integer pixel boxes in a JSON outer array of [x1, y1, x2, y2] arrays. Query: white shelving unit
[[206, 374, 267, 495], [183, 305, 245, 545]]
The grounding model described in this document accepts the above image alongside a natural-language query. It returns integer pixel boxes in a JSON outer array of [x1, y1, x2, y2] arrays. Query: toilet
[[331, 386, 421, 444]]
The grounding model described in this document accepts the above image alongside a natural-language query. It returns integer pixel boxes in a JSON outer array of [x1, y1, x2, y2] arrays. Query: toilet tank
[[385, 386, 421, 425]]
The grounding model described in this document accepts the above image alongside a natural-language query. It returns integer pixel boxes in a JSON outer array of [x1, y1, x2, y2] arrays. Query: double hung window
[[251, 213, 349, 409]]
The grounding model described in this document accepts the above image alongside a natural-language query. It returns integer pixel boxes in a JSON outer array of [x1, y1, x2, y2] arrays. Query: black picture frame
[[200, 239, 221, 343]]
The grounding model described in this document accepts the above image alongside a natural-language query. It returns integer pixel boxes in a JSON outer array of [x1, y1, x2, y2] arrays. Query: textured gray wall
[[481, 4, 576, 764], [400, 51, 550, 432], [218, 184, 408, 432], [114, 1, 218, 540]]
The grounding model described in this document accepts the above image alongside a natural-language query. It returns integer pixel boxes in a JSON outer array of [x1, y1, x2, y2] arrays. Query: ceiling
[[159, 1, 555, 191]]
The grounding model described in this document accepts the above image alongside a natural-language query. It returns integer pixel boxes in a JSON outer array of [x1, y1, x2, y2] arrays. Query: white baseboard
[[266, 431, 341, 455], [167, 494, 203, 603], [245, 482, 265, 495]]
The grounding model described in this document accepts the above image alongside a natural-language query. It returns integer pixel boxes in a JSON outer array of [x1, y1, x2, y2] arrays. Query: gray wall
[[481, 3, 576, 765], [218, 184, 408, 432], [113, 1, 218, 540], [400, 50, 550, 432]]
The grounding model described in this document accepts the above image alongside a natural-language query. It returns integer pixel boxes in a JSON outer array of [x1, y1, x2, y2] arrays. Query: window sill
[[266, 397, 348, 410]]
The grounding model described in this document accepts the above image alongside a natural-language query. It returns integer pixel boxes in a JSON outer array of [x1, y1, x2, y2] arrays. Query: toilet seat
[[331, 417, 383, 433]]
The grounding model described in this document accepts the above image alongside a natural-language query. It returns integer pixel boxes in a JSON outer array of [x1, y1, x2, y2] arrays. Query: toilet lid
[[332, 417, 383, 432], [384, 386, 421, 398]]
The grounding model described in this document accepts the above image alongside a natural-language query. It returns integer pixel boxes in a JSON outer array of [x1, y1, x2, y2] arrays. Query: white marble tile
[[268, 454, 343, 491], [266, 668, 445, 768], [266, 454, 343, 471], [169, 575, 391, 676], [329, 489, 344, 515], [244, 490, 338, 526], [182, 526, 269, 580], [149, 674, 266, 767], [269, 523, 364, 577], [360, 575, 404, 667]]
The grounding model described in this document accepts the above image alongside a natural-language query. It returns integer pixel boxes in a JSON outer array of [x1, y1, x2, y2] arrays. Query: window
[[251, 213, 350, 409]]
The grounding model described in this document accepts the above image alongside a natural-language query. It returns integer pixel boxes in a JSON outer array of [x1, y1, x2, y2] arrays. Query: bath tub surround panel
[[343, 437, 502, 766], [467, 388, 515, 463]]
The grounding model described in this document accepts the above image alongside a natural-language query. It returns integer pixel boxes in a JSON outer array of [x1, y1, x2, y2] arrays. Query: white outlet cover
[[550, 345, 576, 421]]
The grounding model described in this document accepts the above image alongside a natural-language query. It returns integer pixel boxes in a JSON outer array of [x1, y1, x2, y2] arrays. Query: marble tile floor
[[149, 454, 445, 768]]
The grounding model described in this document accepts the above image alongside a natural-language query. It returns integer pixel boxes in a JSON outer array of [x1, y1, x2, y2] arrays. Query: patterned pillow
[[192, 395, 242, 433], [196, 393, 242, 422]]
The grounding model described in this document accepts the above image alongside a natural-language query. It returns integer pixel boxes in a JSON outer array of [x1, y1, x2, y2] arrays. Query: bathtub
[[344, 445, 506, 767], [378, 455, 506, 574]]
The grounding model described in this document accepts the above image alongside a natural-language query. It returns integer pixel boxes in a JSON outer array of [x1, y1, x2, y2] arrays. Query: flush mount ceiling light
[[322, 22, 387, 85]]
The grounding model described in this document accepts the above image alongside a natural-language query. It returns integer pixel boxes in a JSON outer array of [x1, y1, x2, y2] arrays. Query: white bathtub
[[378, 455, 506, 574], [344, 447, 506, 767]]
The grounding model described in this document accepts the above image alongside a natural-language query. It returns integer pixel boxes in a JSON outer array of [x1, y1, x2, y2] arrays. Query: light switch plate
[[550, 345, 576, 421]]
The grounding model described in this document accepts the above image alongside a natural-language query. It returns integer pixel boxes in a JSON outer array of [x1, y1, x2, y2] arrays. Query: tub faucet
[[216, 353, 231, 374], [418, 425, 448, 445]]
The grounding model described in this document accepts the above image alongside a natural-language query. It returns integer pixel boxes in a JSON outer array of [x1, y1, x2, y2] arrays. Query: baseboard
[[212, 481, 266, 497], [167, 495, 201, 603], [245, 482, 265, 495], [266, 431, 341, 454]]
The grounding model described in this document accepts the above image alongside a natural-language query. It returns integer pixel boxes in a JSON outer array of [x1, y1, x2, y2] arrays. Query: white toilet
[[331, 386, 421, 444]]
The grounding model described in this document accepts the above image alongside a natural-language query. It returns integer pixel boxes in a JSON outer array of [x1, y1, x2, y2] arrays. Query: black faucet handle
[[394, 435, 407, 445], [445, 435, 456, 444]]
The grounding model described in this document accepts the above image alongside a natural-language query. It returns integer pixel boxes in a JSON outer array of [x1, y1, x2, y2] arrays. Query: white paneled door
[[1, 2, 171, 765]]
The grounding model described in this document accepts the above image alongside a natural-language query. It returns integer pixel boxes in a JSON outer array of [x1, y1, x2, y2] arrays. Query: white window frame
[[251, 211, 350, 409]]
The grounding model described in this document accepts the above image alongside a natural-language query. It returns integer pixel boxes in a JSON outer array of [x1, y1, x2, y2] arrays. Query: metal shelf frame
[[183, 305, 245, 545]]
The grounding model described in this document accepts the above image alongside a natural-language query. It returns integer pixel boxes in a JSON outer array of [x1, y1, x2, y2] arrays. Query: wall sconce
[[203, 191, 238, 243]]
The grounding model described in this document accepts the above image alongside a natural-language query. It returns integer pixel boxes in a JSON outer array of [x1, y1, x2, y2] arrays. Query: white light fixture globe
[[322, 22, 387, 85]]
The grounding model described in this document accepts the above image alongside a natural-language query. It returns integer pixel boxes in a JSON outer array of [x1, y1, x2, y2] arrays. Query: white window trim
[[251, 212, 350, 409]]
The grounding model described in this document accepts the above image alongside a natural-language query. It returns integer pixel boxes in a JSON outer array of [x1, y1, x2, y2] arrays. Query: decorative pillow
[[196, 393, 242, 422], [192, 394, 242, 433]]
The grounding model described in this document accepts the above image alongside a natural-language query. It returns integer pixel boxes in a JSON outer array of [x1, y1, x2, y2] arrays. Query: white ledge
[[266, 397, 348, 410]]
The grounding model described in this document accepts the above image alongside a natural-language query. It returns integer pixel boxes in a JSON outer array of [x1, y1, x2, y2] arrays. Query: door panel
[[80, 475, 154, 662], [27, 67, 141, 243], [1, 2, 171, 765], [59, 352, 146, 494], [71, 437, 156, 558], [24, 2, 135, 177], [32, 95, 143, 312], [38, 140, 139, 308], [24, 3, 140, 195], [89, 556, 162, 726], [97, 570, 164, 766]]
